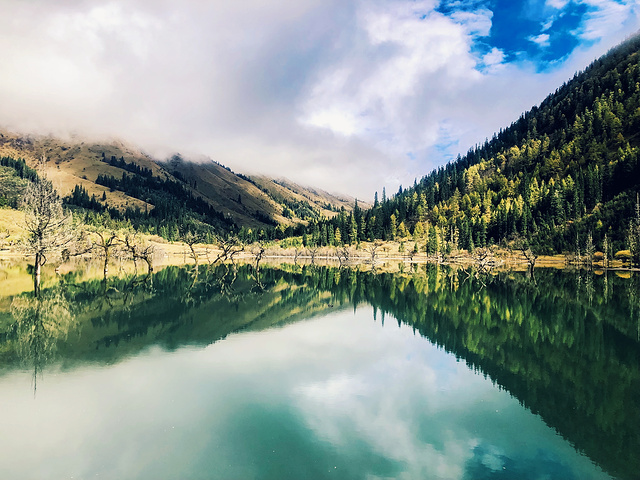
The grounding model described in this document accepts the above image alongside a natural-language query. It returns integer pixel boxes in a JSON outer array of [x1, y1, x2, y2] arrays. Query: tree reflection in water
[[9, 289, 73, 395], [1, 262, 639, 479]]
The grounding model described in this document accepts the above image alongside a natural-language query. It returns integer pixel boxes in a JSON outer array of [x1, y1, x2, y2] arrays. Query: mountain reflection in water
[[0, 262, 637, 479]]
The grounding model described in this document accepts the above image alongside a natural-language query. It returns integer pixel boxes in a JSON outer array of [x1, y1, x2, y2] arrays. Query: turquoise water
[[0, 264, 637, 479]]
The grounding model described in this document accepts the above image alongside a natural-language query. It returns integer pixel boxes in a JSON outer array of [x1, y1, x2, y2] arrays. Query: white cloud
[[578, 0, 640, 41], [529, 32, 551, 46], [300, 2, 486, 169], [546, 0, 571, 8], [482, 47, 507, 70], [449, 8, 494, 36], [0, 0, 638, 199], [541, 18, 555, 31]]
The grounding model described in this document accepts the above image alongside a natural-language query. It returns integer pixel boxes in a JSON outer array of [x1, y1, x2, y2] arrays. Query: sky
[[0, 0, 639, 199]]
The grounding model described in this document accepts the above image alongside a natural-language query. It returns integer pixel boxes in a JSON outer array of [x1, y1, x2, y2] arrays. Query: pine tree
[[427, 225, 439, 255], [585, 231, 595, 267], [348, 215, 357, 245], [630, 193, 640, 266], [389, 213, 397, 240]]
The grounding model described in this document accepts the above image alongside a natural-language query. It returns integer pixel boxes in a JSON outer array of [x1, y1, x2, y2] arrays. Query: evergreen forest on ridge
[[303, 34, 640, 258]]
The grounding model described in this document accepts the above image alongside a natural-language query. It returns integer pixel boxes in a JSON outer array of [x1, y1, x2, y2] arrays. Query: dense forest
[[299, 35, 640, 260]]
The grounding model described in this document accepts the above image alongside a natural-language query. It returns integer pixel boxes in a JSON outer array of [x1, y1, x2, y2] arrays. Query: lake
[[0, 261, 638, 479]]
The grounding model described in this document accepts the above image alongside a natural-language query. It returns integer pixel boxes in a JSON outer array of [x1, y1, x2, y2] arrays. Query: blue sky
[[438, 0, 591, 68], [0, 0, 639, 198]]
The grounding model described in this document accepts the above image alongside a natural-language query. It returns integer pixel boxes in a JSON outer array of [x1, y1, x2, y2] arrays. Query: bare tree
[[211, 236, 244, 265], [603, 234, 610, 269], [90, 229, 120, 279], [512, 235, 538, 278], [248, 242, 266, 292], [123, 231, 155, 274], [474, 247, 494, 272], [574, 233, 582, 266], [21, 172, 76, 296], [308, 245, 320, 264], [336, 246, 351, 267], [251, 242, 266, 272], [584, 231, 595, 269], [365, 241, 383, 265], [181, 230, 205, 268], [204, 245, 214, 265], [629, 193, 640, 267], [521, 247, 538, 273]]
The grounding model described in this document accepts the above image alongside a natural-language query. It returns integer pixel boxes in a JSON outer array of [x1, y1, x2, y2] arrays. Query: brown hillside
[[0, 130, 360, 230], [0, 131, 157, 211], [250, 175, 369, 217], [162, 156, 289, 229]]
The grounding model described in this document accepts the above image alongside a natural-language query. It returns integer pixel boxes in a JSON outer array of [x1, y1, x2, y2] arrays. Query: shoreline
[[2, 241, 638, 272], [1, 244, 637, 299]]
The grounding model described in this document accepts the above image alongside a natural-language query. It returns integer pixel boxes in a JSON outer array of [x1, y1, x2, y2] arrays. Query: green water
[[0, 263, 638, 480]]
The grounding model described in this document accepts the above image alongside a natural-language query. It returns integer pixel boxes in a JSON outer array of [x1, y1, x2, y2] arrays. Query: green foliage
[[343, 266, 640, 479], [94, 171, 233, 232], [0, 156, 38, 208], [297, 35, 640, 260], [0, 156, 37, 182], [0, 166, 29, 208]]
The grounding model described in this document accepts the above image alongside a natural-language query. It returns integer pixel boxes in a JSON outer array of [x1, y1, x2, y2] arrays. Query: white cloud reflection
[[0, 307, 613, 479]]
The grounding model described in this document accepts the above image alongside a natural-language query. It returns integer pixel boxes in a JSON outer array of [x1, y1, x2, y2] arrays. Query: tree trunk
[[33, 252, 42, 297], [103, 254, 109, 279]]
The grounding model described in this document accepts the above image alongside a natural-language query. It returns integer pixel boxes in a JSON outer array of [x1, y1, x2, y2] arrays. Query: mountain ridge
[[0, 128, 362, 237], [298, 33, 640, 257]]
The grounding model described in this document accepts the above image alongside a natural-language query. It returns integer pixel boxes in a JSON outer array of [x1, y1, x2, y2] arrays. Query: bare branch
[[336, 246, 351, 267], [364, 241, 383, 265], [211, 236, 244, 265]]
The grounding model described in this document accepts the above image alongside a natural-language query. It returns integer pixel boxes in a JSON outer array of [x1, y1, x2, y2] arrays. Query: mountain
[[164, 156, 366, 228], [0, 130, 360, 239], [304, 34, 640, 258], [247, 175, 364, 218], [5, 34, 640, 254]]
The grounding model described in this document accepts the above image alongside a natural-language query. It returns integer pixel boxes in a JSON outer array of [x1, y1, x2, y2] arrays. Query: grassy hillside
[[0, 130, 358, 240], [248, 175, 367, 219], [162, 155, 286, 229]]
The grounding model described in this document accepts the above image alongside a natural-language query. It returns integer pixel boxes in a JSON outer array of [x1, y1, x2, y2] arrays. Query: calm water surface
[[0, 263, 637, 479]]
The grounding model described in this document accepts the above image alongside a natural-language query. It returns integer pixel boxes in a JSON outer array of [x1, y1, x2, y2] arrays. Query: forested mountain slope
[[306, 34, 640, 256], [0, 131, 357, 240]]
